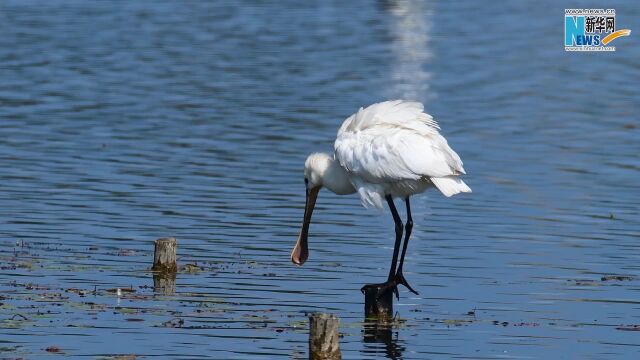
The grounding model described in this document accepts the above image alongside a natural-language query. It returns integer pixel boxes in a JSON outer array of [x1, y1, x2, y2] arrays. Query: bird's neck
[[321, 156, 356, 195]]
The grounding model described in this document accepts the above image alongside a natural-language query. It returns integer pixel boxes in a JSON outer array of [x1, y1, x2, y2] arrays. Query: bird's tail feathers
[[431, 176, 471, 197]]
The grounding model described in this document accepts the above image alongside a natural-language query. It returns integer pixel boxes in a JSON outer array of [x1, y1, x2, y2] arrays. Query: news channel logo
[[565, 9, 631, 51]]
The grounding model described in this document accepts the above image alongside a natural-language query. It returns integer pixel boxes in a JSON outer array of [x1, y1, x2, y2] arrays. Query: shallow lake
[[1, 1, 639, 359]]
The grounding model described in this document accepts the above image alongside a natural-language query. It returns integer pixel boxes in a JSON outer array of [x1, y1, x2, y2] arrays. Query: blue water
[[1, 1, 639, 359]]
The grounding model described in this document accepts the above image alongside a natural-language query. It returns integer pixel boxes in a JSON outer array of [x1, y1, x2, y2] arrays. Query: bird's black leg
[[361, 195, 403, 300], [386, 195, 404, 282], [395, 197, 418, 295]]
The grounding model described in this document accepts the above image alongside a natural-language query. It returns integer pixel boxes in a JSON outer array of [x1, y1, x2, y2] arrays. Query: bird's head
[[291, 153, 355, 266], [303, 152, 335, 189]]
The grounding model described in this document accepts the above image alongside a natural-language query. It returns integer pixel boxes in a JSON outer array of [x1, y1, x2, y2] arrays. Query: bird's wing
[[338, 100, 440, 135], [334, 100, 465, 183]]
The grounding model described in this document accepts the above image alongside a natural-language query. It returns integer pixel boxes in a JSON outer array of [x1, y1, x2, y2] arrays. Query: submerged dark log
[[151, 237, 177, 273], [309, 313, 341, 360], [362, 283, 393, 320]]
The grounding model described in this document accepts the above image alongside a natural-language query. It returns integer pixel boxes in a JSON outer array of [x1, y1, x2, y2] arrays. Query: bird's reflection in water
[[380, 0, 433, 102], [362, 319, 405, 360]]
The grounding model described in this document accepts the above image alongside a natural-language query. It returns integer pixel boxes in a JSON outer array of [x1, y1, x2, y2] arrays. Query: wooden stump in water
[[309, 313, 341, 360], [151, 237, 177, 273], [362, 284, 393, 321]]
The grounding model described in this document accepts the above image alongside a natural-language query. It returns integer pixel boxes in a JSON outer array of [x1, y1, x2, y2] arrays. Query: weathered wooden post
[[309, 313, 341, 360], [151, 237, 177, 294], [362, 284, 393, 320], [152, 237, 177, 273]]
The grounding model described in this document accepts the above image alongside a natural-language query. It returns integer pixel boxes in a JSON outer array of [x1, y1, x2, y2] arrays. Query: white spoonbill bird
[[291, 100, 471, 298]]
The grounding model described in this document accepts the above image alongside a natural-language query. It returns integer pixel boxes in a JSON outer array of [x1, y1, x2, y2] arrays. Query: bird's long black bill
[[291, 186, 319, 266]]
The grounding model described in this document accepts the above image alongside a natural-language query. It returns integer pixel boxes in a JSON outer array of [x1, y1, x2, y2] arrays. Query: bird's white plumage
[[292, 100, 471, 267], [334, 100, 470, 208]]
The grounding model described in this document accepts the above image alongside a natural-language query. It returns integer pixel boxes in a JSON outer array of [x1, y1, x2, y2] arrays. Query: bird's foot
[[395, 271, 419, 296], [361, 272, 418, 301]]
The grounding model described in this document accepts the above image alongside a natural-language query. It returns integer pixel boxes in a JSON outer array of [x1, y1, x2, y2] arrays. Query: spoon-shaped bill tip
[[290, 234, 308, 266]]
